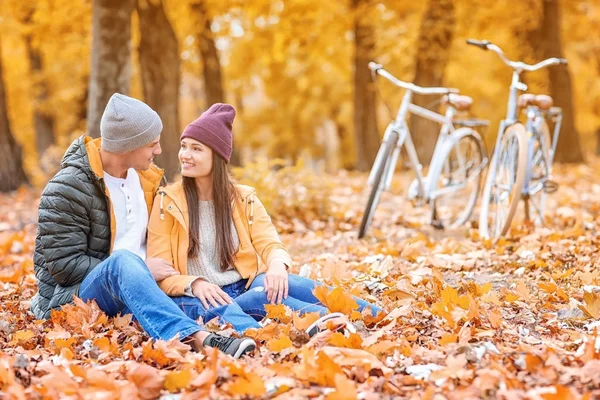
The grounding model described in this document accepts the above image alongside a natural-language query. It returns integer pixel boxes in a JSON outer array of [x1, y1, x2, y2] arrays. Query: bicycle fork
[[367, 121, 405, 191]]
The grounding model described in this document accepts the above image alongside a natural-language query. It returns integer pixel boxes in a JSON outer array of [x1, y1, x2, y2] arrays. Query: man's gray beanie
[[100, 93, 163, 154]]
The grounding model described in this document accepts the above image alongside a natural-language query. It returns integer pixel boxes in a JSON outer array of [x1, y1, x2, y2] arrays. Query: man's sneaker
[[306, 312, 357, 338], [202, 333, 256, 358]]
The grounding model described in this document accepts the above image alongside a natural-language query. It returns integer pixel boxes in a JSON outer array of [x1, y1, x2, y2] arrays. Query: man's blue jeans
[[232, 273, 383, 320], [78, 250, 260, 340]]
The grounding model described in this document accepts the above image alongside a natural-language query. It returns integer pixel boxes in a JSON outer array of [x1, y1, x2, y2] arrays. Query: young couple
[[32, 93, 382, 359]]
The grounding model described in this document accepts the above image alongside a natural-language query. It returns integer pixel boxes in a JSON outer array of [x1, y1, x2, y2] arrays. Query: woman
[[148, 103, 382, 335]]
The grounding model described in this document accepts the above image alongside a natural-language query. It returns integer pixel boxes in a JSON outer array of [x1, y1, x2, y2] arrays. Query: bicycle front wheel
[[431, 130, 486, 229], [358, 130, 399, 239], [479, 123, 528, 240]]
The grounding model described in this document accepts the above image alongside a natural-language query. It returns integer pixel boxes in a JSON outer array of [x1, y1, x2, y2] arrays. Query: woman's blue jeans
[[78, 250, 261, 340], [233, 273, 382, 320]]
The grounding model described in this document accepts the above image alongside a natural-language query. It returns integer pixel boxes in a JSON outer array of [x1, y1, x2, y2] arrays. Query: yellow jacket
[[147, 182, 292, 296]]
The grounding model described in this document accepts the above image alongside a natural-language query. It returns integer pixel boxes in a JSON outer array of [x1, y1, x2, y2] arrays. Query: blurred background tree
[[0, 0, 598, 190]]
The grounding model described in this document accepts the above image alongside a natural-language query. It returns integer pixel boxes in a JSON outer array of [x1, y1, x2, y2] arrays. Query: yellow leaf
[[457, 295, 471, 310], [504, 292, 519, 302], [266, 334, 293, 353], [476, 282, 492, 296], [13, 330, 34, 343], [439, 333, 457, 345], [164, 369, 191, 392], [441, 286, 459, 306]]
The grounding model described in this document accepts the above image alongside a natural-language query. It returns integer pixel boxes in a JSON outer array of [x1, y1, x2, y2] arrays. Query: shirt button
[[128, 210, 132, 214], [127, 196, 130, 200]]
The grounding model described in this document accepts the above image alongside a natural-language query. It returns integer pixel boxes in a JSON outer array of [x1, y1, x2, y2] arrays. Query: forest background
[[0, 0, 599, 190]]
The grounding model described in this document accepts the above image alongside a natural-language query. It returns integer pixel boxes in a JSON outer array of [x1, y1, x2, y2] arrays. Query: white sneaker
[[306, 312, 357, 338]]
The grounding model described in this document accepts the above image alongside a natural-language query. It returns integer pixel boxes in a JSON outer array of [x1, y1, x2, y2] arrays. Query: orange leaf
[[539, 281, 557, 293], [293, 312, 321, 330], [578, 292, 600, 319], [325, 374, 357, 400], [313, 286, 359, 315], [328, 332, 363, 349], [226, 372, 266, 397], [164, 369, 192, 392], [127, 363, 164, 400], [265, 304, 291, 323], [191, 348, 218, 390], [365, 340, 398, 355], [267, 334, 293, 353], [93, 337, 113, 353], [487, 308, 503, 329], [439, 333, 457, 346]]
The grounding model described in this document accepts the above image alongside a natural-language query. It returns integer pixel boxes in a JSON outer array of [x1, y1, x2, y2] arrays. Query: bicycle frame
[[368, 89, 469, 202]]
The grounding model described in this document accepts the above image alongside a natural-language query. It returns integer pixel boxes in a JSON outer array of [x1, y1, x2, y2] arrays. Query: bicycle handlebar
[[466, 39, 568, 71], [368, 62, 459, 95]]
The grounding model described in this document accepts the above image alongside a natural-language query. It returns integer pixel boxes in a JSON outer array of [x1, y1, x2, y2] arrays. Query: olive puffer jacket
[[30, 136, 163, 319]]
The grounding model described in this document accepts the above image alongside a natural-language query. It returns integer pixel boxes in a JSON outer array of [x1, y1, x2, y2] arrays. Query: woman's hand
[[191, 279, 233, 309], [264, 260, 289, 304], [146, 258, 179, 281]]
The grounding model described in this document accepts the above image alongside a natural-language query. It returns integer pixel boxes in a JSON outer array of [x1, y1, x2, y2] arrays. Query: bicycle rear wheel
[[524, 119, 551, 225], [431, 130, 486, 229], [358, 130, 399, 239], [479, 123, 528, 240]]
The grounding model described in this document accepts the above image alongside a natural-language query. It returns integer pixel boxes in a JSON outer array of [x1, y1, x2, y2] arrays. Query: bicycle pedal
[[543, 180, 559, 193]]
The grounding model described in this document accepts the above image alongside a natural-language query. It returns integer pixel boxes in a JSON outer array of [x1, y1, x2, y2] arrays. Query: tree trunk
[[87, 0, 134, 138], [541, 0, 583, 163], [191, 0, 240, 166], [0, 36, 28, 192], [410, 0, 456, 166], [352, 0, 379, 172], [15, 5, 56, 155], [24, 36, 56, 155], [137, 0, 180, 181]]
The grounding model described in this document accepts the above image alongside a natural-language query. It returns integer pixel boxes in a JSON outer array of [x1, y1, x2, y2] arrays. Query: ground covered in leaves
[[1, 161, 600, 399]]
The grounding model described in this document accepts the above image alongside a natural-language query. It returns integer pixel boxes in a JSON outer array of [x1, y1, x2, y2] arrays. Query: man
[[31, 93, 256, 358]]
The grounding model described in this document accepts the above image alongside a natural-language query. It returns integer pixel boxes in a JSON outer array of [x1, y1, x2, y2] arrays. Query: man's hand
[[191, 279, 233, 309], [265, 260, 289, 304], [145, 258, 179, 281]]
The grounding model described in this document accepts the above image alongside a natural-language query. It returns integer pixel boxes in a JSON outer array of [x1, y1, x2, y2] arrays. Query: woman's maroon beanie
[[180, 103, 235, 163]]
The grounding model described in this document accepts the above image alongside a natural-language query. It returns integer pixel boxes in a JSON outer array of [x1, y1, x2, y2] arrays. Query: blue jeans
[[232, 273, 382, 320], [78, 250, 260, 340]]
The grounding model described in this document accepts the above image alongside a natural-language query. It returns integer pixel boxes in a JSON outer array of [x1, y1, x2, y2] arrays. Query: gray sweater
[[187, 201, 243, 287]]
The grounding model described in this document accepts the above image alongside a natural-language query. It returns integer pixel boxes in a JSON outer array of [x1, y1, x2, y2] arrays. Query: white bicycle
[[467, 39, 567, 240], [358, 62, 489, 238]]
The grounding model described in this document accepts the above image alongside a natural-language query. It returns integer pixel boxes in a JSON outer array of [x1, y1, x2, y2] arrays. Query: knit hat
[[180, 103, 235, 163], [100, 93, 163, 154]]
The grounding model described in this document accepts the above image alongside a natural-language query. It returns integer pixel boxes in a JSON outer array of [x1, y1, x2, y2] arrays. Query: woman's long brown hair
[[183, 154, 239, 272]]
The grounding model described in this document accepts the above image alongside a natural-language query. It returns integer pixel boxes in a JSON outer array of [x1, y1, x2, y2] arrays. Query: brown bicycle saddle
[[517, 94, 553, 110]]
